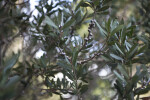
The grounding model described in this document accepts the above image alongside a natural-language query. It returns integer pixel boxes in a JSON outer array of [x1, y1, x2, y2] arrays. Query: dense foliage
[[0, 0, 150, 100]]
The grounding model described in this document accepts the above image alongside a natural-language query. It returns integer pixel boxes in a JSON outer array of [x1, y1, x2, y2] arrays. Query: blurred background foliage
[[0, 0, 150, 100]]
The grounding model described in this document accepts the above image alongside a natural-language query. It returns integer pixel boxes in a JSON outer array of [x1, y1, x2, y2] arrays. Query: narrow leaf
[[3, 53, 19, 74], [115, 43, 124, 55], [5, 75, 20, 87], [117, 64, 129, 78], [97, 6, 109, 12], [113, 70, 127, 84], [63, 17, 75, 30], [80, 2, 91, 7], [127, 44, 138, 58], [95, 20, 107, 37], [111, 25, 124, 37], [103, 0, 112, 5], [45, 16, 58, 29], [110, 53, 124, 61]]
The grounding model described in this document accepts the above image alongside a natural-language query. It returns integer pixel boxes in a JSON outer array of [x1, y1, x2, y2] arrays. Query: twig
[[78, 20, 95, 53], [78, 48, 108, 64]]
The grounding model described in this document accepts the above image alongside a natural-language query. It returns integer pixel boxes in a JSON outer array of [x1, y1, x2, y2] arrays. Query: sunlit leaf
[[80, 2, 91, 7]]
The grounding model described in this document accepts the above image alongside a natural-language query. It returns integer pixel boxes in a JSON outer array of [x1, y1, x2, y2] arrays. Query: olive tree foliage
[[0, 0, 30, 99], [0, 0, 150, 100]]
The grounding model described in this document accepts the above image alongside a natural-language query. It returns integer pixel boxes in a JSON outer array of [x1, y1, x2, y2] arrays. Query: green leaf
[[97, 6, 109, 12], [72, 48, 78, 67], [95, 20, 107, 37], [75, 1, 83, 11], [38, 14, 44, 26], [110, 53, 124, 61], [120, 27, 127, 43], [57, 60, 71, 71], [128, 92, 134, 100], [115, 43, 124, 55], [117, 64, 129, 78], [125, 41, 131, 51], [35, 6, 42, 12], [107, 18, 111, 32], [86, 44, 93, 49], [57, 78, 61, 88], [111, 25, 124, 37], [134, 87, 150, 95], [113, 70, 127, 84], [80, 2, 91, 7], [76, 11, 87, 26], [127, 25, 136, 30], [65, 56, 71, 65], [131, 69, 147, 86], [61, 12, 64, 26], [103, 0, 112, 5], [114, 81, 123, 96], [40, 57, 47, 68], [74, 9, 82, 23], [63, 17, 75, 30], [137, 36, 148, 43], [93, 0, 100, 6], [80, 85, 88, 94], [104, 18, 111, 33], [45, 16, 58, 29], [5, 75, 20, 87], [3, 53, 19, 75], [137, 45, 147, 55], [81, 49, 89, 53], [127, 44, 138, 58]]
